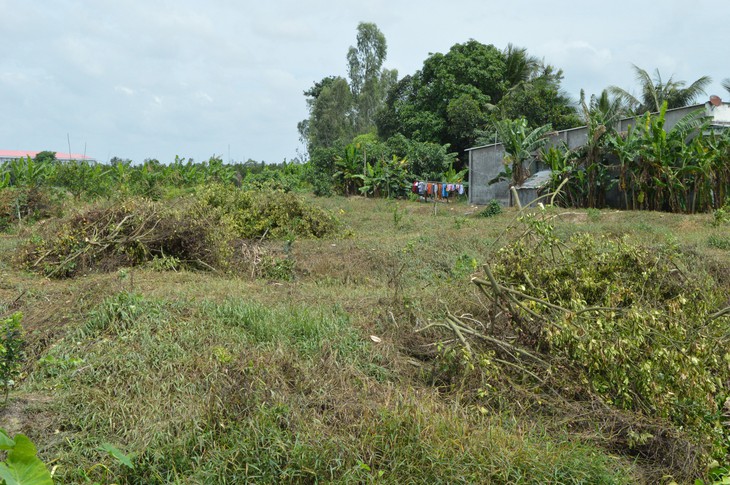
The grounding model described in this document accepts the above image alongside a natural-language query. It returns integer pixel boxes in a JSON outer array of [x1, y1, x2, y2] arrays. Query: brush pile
[[21, 198, 236, 277], [20, 188, 342, 278], [422, 208, 730, 481]]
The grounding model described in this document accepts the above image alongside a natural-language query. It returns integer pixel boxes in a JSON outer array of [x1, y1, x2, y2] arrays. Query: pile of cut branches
[[419, 207, 730, 481], [20, 198, 240, 277]]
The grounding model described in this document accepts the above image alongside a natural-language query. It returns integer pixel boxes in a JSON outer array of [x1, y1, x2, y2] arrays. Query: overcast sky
[[1, 1, 728, 164]]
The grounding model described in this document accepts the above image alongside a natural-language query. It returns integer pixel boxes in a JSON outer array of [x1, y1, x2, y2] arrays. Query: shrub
[[707, 234, 730, 250], [197, 185, 340, 239], [476, 199, 502, 218], [467, 220, 730, 472]]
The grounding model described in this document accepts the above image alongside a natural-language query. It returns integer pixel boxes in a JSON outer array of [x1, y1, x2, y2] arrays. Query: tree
[[376, 40, 504, 159], [303, 77, 354, 151], [347, 22, 395, 132], [299, 23, 394, 158], [376, 41, 577, 165], [347, 22, 387, 97], [722, 78, 730, 96], [608, 65, 711, 114], [495, 66, 580, 132], [502, 43, 541, 87], [33, 151, 56, 164]]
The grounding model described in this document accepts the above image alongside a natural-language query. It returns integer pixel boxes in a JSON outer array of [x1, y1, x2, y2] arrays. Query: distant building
[[467, 99, 730, 206], [0, 150, 97, 163]]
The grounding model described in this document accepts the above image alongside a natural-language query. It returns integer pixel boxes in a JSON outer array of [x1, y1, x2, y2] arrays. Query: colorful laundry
[[412, 180, 466, 201]]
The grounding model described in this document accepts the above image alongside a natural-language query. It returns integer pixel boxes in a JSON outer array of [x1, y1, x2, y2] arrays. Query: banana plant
[[333, 143, 363, 195], [493, 118, 553, 186]]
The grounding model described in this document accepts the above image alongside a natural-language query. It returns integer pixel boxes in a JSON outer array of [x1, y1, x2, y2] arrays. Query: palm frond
[[722, 78, 730, 96]]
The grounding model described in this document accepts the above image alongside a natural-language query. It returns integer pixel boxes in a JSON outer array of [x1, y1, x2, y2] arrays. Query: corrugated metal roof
[[517, 170, 553, 190]]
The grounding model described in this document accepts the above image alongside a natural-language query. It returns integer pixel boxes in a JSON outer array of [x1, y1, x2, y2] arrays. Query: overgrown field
[[1, 192, 729, 484]]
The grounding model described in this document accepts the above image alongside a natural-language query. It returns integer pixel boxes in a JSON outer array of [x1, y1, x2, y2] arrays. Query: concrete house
[[467, 98, 730, 206]]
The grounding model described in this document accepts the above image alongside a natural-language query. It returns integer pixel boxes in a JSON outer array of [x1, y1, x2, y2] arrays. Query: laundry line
[[412, 180, 466, 201]]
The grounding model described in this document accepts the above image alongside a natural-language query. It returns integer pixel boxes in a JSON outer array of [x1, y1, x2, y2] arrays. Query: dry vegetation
[[1, 194, 729, 484]]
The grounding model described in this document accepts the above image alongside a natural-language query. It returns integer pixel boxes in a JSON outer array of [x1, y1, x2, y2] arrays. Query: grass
[[3, 196, 728, 483]]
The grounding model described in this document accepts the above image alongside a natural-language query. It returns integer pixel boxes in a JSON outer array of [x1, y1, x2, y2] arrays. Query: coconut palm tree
[[502, 43, 541, 87], [608, 65, 711, 114]]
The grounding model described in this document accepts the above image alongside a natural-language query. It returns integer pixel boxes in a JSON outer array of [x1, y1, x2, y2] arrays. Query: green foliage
[[0, 429, 53, 485], [547, 100, 729, 213], [494, 66, 581, 131], [494, 118, 553, 185], [477, 200, 502, 218], [240, 161, 307, 193], [376, 40, 576, 163], [608, 65, 711, 114], [346, 22, 394, 133], [393, 136, 457, 181], [21, 198, 238, 277], [712, 199, 730, 227], [0, 313, 23, 406], [198, 185, 340, 239], [50, 160, 112, 199], [357, 156, 410, 198], [259, 256, 295, 281], [486, 222, 730, 458], [5, 157, 53, 188], [707, 234, 730, 250], [98, 443, 135, 470]]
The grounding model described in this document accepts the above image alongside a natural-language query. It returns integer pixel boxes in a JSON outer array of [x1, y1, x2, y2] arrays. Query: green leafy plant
[[0, 313, 23, 406], [707, 234, 730, 251], [0, 429, 53, 485], [476, 200, 502, 218], [712, 199, 730, 227]]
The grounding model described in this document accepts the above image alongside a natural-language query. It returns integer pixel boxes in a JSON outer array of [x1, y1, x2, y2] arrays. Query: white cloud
[[115, 85, 136, 96], [195, 91, 214, 104]]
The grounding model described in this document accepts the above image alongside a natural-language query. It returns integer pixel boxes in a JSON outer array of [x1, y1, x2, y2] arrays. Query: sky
[[1, 0, 728, 164]]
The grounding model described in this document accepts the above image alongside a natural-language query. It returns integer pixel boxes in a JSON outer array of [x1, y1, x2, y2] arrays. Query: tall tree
[[376, 40, 578, 164], [347, 22, 395, 132], [305, 77, 354, 151], [300, 22, 394, 157], [608, 65, 711, 114], [347, 22, 387, 97], [502, 43, 541, 86], [376, 40, 505, 158], [495, 64, 580, 131]]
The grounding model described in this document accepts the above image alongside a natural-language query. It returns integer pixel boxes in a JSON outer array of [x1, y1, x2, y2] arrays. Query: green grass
[[6, 197, 729, 483]]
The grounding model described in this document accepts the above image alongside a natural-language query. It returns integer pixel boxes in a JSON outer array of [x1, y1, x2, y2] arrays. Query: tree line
[[298, 22, 730, 211]]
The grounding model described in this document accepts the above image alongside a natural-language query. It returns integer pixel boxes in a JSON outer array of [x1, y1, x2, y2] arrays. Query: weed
[[0, 313, 23, 406], [708, 234, 730, 250], [476, 199, 502, 218], [711, 198, 730, 227], [587, 207, 602, 221]]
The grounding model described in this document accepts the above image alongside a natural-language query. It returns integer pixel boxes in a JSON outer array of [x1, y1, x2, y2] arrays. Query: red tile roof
[[0, 150, 94, 160]]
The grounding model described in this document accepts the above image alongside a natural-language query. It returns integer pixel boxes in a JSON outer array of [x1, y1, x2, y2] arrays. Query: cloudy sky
[[1, 1, 728, 164]]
